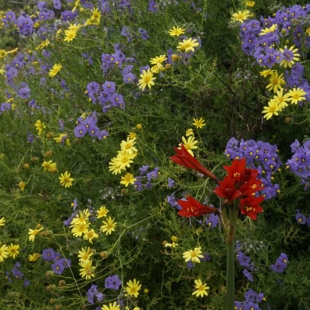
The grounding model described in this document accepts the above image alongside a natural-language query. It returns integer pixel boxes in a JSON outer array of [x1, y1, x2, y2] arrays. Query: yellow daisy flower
[[59, 171, 74, 188], [125, 279, 142, 297], [100, 216, 117, 235], [138, 69, 156, 91], [192, 279, 210, 297], [177, 38, 199, 53], [168, 26, 185, 37], [183, 247, 203, 263], [48, 63, 62, 77]]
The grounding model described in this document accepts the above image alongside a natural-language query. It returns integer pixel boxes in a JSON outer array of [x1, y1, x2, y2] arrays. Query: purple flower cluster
[[237, 251, 255, 282], [6, 262, 30, 286], [239, 5, 310, 59], [133, 166, 160, 190], [205, 213, 220, 228], [74, 111, 108, 140], [235, 288, 265, 310], [225, 137, 281, 199], [86, 284, 105, 304], [42, 248, 71, 275], [85, 79, 127, 113], [287, 139, 310, 190], [295, 209, 310, 226], [270, 253, 288, 273]]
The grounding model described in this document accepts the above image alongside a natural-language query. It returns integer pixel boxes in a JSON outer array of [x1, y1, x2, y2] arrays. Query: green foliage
[[0, 0, 310, 309]]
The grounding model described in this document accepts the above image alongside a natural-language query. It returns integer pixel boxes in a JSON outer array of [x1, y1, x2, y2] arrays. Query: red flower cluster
[[170, 146, 264, 220], [214, 158, 264, 220]]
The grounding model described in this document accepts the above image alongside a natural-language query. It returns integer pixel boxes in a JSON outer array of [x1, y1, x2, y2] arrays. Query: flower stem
[[225, 206, 237, 310], [226, 235, 235, 310]]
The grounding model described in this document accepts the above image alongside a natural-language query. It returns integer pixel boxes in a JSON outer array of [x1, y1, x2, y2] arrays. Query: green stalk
[[226, 234, 235, 310], [225, 205, 237, 310]]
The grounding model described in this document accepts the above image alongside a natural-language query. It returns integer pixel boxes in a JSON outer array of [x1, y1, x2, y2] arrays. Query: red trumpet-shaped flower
[[240, 195, 264, 220], [177, 195, 218, 217], [214, 176, 242, 202], [170, 145, 218, 181]]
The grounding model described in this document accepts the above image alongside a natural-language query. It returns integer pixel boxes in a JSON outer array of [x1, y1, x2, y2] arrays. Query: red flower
[[223, 158, 247, 181], [177, 195, 218, 217], [170, 145, 218, 181], [239, 195, 264, 220], [214, 176, 242, 201]]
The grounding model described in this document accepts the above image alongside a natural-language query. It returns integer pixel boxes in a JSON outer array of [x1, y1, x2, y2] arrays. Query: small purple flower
[[139, 165, 149, 175], [243, 269, 254, 282], [42, 248, 56, 261], [147, 167, 159, 181], [237, 251, 251, 267], [296, 209, 307, 224], [51, 260, 65, 275], [138, 28, 149, 40], [23, 279, 30, 286], [148, 0, 158, 12], [167, 177, 175, 188], [105, 274, 122, 290]]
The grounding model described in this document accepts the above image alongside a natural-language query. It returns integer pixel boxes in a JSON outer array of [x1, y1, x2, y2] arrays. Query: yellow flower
[[125, 279, 142, 297], [168, 26, 185, 37], [54, 133, 70, 145], [266, 71, 285, 93], [7, 243, 20, 259], [48, 63, 62, 77], [42, 160, 57, 172], [0, 217, 5, 227], [186, 128, 194, 136], [28, 226, 43, 242], [0, 65, 5, 75], [100, 216, 117, 235], [120, 173, 136, 187], [71, 209, 90, 225], [64, 29, 77, 42], [78, 247, 93, 263], [28, 252, 41, 261], [287, 87, 307, 104], [89, 7, 101, 25], [96, 206, 109, 218], [183, 247, 204, 263], [35, 39, 50, 50], [150, 55, 167, 65], [79, 259, 95, 280], [179, 135, 199, 156], [193, 117, 206, 128], [260, 69, 273, 77], [35, 119, 46, 135], [279, 45, 300, 68], [245, 1, 255, 7], [120, 137, 137, 155], [262, 99, 281, 120], [101, 302, 120, 310], [71, 222, 90, 237], [68, 23, 81, 31], [231, 10, 251, 23], [18, 181, 26, 191], [259, 24, 277, 36], [0, 244, 9, 262], [138, 68, 156, 91], [192, 279, 210, 297], [177, 38, 199, 53], [83, 229, 99, 244], [273, 88, 290, 110], [59, 171, 74, 188]]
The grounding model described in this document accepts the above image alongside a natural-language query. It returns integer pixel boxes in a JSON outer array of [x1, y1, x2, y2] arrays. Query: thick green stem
[[226, 236, 235, 310], [225, 206, 237, 310]]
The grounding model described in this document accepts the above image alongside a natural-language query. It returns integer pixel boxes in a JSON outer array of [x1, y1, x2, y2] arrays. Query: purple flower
[[51, 260, 65, 275], [53, 0, 61, 9], [42, 248, 56, 261], [167, 177, 175, 188], [23, 279, 30, 286], [205, 213, 220, 228], [243, 269, 254, 282], [148, 0, 158, 12], [138, 28, 149, 40], [237, 251, 251, 267], [147, 167, 159, 181], [270, 253, 288, 273], [105, 274, 122, 290], [296, 209, 307, 224], [139, 165, 149, 175]]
